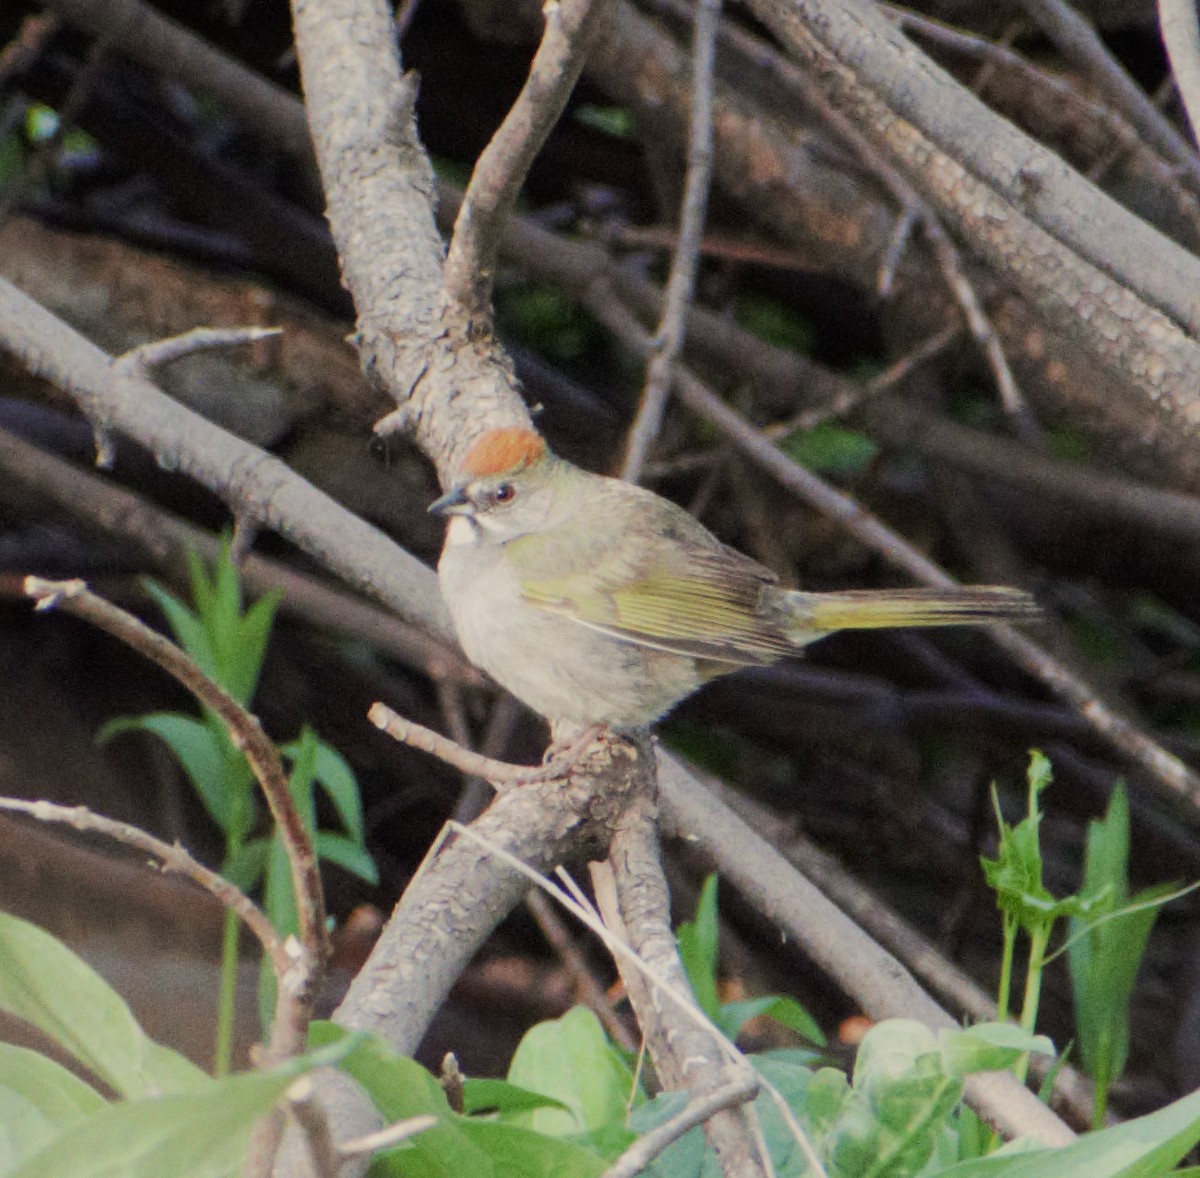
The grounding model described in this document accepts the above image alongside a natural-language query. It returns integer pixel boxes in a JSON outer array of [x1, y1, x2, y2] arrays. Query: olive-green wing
[[518, 540, 793, 664]]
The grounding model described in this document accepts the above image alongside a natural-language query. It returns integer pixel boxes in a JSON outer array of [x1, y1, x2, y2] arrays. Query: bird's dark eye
[[493, 483, 516, 504]]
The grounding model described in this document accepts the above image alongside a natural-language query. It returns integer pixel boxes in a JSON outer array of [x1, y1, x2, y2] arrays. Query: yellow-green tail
[[787, 586, 1040, 639]]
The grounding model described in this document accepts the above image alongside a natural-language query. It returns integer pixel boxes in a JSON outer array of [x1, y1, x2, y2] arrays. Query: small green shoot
[[99, 544, 375, 1074]]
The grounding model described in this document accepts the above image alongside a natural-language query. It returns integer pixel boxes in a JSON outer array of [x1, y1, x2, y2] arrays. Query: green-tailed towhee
[[431, 427, 1039, 731]]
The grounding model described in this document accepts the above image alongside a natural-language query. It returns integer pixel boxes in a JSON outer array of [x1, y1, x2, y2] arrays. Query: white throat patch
[[445, 515, 478, 547]]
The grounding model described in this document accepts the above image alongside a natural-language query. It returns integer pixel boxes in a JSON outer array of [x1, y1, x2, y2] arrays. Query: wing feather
[[519, 539, 793, 664]]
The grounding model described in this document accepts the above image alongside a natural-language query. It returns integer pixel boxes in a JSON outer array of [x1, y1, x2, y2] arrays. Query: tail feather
[[786, 586, 1040, 639]]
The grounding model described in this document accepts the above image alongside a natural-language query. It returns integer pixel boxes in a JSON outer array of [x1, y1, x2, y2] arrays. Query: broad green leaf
[[461, 1079, 571, 1118], [6, 1038, 352, 1178], [99, 714, 230, 831], [454, 1120, 608, 1176], [308, 1022, 492, 1177], [0, 913, 208, 1100], [506, 1008, 636, 1136], [939, 1023, 1055, 1077], [315, 833, 379, 885], [0, 1044, 105, 1169], [938, 1083, 1200, 1177], [677, 874, 720, 1021]]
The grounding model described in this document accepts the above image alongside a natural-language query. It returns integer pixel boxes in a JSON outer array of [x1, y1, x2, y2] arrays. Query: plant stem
[[214, 906, 240, 1077], [996, 914, 1017, 1023], [1015, 922, 1052, 1085]]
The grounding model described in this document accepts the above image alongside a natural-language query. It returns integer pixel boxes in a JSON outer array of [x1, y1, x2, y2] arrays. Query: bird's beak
[[428, 485, 472, 516]]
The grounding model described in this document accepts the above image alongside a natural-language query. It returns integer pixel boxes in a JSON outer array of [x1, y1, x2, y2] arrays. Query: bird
[[430, 426, 1039, 732]]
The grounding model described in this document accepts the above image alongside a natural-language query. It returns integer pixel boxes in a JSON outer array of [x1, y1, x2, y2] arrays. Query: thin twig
[[594, 811, 775, 1176], [0, 795, 286, 974], [1160, 0, 1200, 147], [602, 1073, 761, 1178], [763, 324, 958, 435], [114, 326, 282, 374], [719, 16, 1039, 444], [442, 0, 617, 320], [448, 821, 822, 1173], [620, 0, 721, 482], [340, 1115, 439, 1158], [525, 888, 640, 1053], [22, 576, 327, 1059], [368, 701, 596, 786], [285, 1077, 341, 1178]]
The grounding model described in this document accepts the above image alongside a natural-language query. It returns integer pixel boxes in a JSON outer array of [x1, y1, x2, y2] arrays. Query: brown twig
[[442, 0, 617, 321], [285, 1077, 341, 1178], [602, 1073, 760, 1178], [22, 576, 326, 1059], [711, 13, 1039, 444], [368, 701, 596, 786], [593, 803, 772, 1176], [0, 795, 286, 975], [620, 0, 721, 482]]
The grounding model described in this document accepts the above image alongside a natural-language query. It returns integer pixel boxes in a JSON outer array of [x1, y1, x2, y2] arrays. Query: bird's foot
[[540, 723, 611, 775]]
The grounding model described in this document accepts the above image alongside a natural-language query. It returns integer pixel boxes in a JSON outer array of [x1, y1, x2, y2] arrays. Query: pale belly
[[438, 543, 701, 729]]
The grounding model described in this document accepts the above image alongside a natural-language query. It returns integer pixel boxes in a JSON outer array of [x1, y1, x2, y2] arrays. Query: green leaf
[[226, 589, 280, 707], [5, 1039, 353, 1178], [222, 838, 269, 891], [99, 714, 231, 832], [143, 579, 214, 679], [461, 1079, 572, 1118], [677, 875, 721, 1021], [506, 1008, 636, 1137], [311, 739, 365, 841], [0, 1044, 105, 1169], [315, 833, 379, 885], [938, 1083, 1200, 1177], [939, 1023, 1055, 1077], [717, 995, 825, 1045], [454, 1120, 608, 1176], [308, 1022, 493, 1177], [0, 913, 208, 1100], [1069, 784, 1172, 1113], [780, 423, 878, 477]]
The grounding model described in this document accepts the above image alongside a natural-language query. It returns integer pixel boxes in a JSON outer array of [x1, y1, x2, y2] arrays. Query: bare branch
[[1160, 0, 1200, 148], [443, 0, 617, 320], [0, 795, 285, 975], [339, 1115, 439, 1158], [1016, 0, 1200, 176], [114, 326, 282, 374], [22, 576, 325, 1060], [368, 701, 602, 786], [285, 1077, 341, 1178], [620, 0, 721, 482], [602, 1073, 760, 1178], [595, 806, 772, 1175]]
